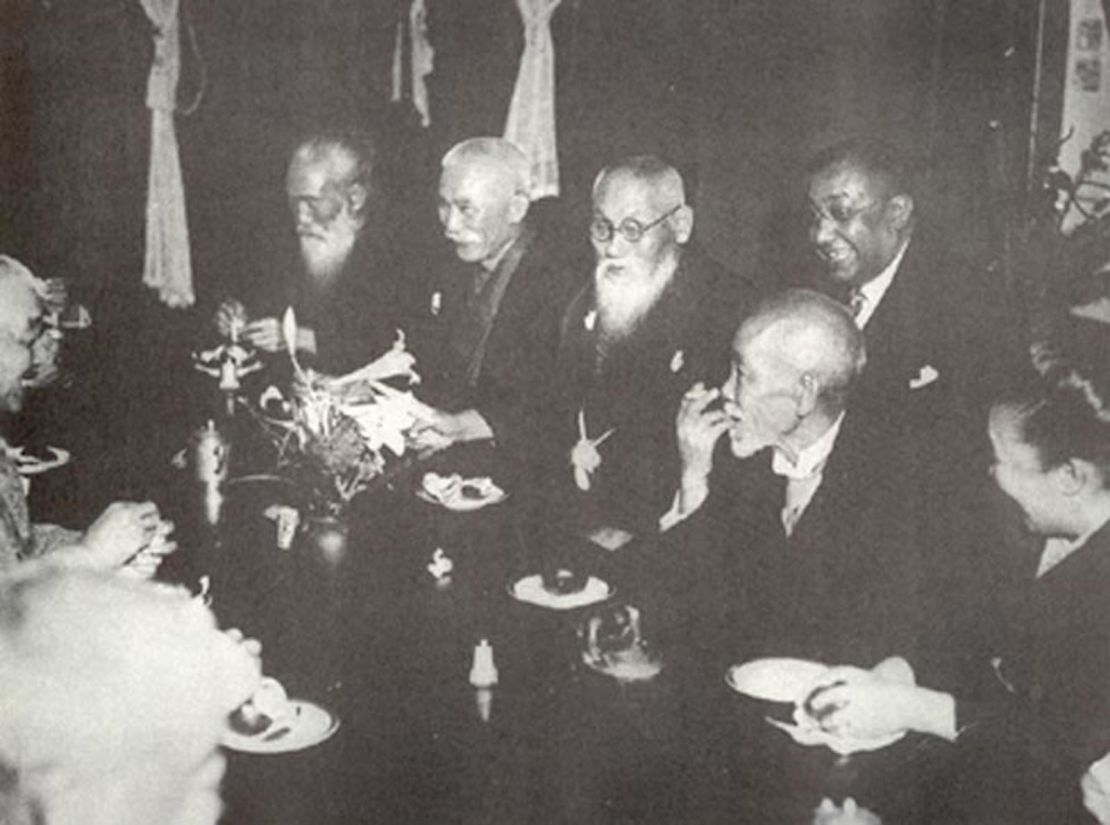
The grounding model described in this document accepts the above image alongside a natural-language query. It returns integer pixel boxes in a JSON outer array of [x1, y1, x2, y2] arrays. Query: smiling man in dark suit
[[804, 139, 1026, 453]]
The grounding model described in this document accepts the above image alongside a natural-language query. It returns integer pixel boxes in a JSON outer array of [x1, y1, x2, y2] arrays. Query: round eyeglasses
[[590, 204, 683, 244]]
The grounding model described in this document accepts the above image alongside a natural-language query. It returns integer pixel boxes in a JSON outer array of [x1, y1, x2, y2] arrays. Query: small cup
[[275, 507, 300, 550]]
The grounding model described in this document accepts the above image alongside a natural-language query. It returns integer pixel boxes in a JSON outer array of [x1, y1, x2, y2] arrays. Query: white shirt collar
[[853, 239, 909, 328], [771, 413, 845, 480], [1036, 515, 1110, 577]]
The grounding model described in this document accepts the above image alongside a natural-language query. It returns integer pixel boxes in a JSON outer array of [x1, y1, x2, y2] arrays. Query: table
[[154, 441, 943, 825]]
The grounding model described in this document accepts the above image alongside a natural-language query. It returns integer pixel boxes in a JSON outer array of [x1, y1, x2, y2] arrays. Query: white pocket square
[[909, 364, 939, 389]]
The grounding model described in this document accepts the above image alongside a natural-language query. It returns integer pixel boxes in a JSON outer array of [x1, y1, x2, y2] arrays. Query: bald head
[[442, 138, 533, 198], [738, 288, 866, 411], [438, 137, 532, 267], [722, 289, 865, 458], [592, 155, 686, 214]]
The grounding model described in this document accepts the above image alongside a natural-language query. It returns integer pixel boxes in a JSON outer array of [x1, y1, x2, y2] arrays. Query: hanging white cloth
[[504, 0, 563, 199], [139, 0, 195, 308], [391, 0, 435, 128]]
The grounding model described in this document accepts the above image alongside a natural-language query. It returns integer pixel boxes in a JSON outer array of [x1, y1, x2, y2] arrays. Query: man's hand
[[242, 317, 283, 352], [81, 501, 169, 572], [242, 317, 317, 355], [675, 383, 730, 513], [215, 299, 247, 337], [803, 666, 956, 742], [118, 518, 179, 580], [409, 407, 493, 453]]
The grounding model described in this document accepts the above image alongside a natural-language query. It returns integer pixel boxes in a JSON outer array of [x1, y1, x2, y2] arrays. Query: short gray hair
[[739, 288, 866, 412], [291, 128, 377, 191], [592, 155, 686, 209], [441, 137, 533, 198]]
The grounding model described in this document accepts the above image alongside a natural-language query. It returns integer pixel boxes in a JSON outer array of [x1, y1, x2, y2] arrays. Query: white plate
[[725, 658, 830, 703], [415, 485, 508, 512], [509, 574, 613, 610], [13, 446, 71, 476], [221, 700, 339, 754]]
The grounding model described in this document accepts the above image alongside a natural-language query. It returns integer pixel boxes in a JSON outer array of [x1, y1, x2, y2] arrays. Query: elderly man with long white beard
[[540, 155, 757, 546], [217, 128, 400, 374]]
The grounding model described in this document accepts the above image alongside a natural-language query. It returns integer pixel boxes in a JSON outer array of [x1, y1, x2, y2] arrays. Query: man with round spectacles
[[540, 155, 758, 546]]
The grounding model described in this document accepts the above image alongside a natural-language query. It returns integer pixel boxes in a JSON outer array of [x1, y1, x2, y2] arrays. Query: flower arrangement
[[247, 308, 424, 514]]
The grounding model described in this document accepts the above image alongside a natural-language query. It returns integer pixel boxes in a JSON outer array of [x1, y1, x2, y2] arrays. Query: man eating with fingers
[[0, 255, 176, 576], [658, 288, 940, 670]]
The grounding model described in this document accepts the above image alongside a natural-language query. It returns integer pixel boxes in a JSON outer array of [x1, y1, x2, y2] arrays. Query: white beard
[[298, 214, 359, 281], [594, 263, 673, 343]]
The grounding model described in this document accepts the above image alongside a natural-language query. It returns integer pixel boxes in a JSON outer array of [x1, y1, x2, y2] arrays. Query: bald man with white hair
[[650, 288, 941, 673], [408, 137, 575, 465]]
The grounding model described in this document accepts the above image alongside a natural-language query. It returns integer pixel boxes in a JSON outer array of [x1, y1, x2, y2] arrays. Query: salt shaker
[[469, 639, 498, 688]]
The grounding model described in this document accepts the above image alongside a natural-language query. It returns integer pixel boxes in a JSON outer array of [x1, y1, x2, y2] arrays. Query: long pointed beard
[[299, 216, 359, 280], [594, 265, 673, 344]]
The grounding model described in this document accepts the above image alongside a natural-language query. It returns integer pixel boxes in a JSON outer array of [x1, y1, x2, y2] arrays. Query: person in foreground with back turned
[[0, 564, 262, 825]]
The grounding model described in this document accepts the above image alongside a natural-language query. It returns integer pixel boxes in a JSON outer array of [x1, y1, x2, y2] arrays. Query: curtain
[[504, 0, 563, 199], [139, 0, 194, 307], [391, 0, 435, 128]]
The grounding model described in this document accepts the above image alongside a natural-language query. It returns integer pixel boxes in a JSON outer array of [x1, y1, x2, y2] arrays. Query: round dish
[[414, 486, 508, 512], [724, 658, 829, 704], [221, 700, 339, 754], [509, 574, 613, 610], [14, 446, 71, 475]]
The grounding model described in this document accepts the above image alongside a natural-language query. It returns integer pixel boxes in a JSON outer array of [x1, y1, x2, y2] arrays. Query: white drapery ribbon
[[390, 0, 435, 128], [140, 0, 195, 308], [504, 0, 563, 199]]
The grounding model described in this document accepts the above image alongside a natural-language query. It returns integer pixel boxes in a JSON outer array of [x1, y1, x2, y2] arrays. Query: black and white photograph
[[1, 1, 1110, 822]]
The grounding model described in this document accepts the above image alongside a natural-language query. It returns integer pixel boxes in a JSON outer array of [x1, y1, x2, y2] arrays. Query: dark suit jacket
[[948, 521, 1110, 823], [830, 233, 1027, 457], [407, 223, 577, 463], [542, 247, 756, 535], [652, 409, 941, 675]]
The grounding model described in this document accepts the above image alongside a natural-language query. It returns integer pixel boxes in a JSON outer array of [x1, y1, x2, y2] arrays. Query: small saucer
[[13, 446, 71, 475], [415, 477, 508, 512], [221, 700, 339, 754], [509, 574, 613, 610]]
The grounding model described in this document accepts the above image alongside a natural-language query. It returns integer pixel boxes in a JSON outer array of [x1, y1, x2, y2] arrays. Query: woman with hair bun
[[800, 363, 1110, 823]]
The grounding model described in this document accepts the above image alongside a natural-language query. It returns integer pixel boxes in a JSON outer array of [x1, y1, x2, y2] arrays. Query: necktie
[[773, 456, 828, 537], [848, 289, 866, 322]]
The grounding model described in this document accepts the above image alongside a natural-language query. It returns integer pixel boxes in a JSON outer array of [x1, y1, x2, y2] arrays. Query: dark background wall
[[1, 0, 1053, 307]]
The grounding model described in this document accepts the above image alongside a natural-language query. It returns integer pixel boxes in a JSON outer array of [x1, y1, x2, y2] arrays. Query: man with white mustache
[[216, 129, 400, 373], [408, 137, 573, 463], [543, 156, 753, 544]]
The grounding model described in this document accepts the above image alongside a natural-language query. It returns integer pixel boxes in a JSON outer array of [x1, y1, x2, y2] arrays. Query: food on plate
[[543, 568, 586, 596], [227, 677, 290, 737]]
